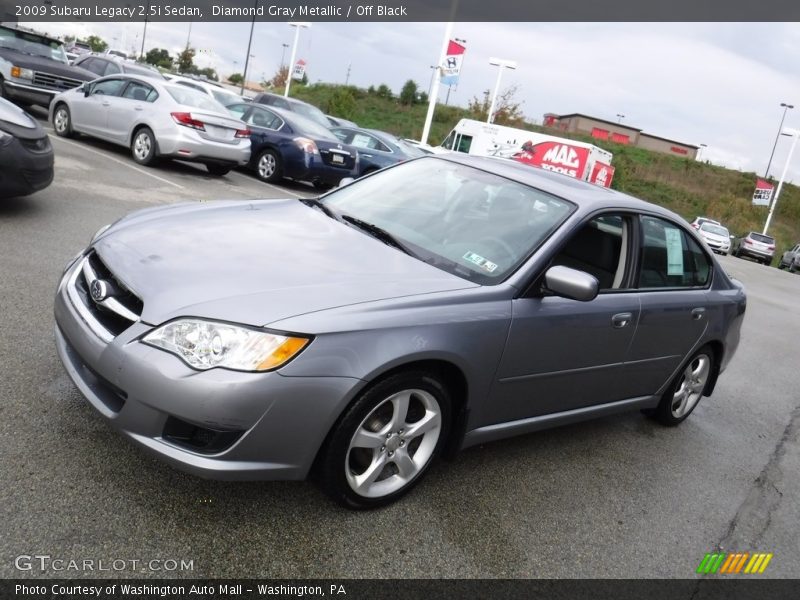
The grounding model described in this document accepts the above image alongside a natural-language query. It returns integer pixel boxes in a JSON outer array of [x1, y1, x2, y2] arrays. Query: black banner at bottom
[[4, 579, 800, 600]]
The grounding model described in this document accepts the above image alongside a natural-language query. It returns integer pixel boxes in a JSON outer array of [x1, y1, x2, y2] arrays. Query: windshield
[[0, 28, 68, 63], [700, 223, 729, 236], [211, 88, 241, 107], [291, 102, 332, 128], [321, 158, 575, 284], [286, 111, 337, 140], [165, 85, 227, 113], [750, 233, 775, 244]]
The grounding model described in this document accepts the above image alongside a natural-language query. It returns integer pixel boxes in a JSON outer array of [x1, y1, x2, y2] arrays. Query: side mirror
[[544, 266, 599, 302], [338, 177, 355, 188], [83, 85, 90, 97]]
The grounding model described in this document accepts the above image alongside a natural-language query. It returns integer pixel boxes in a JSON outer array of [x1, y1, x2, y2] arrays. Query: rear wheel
[[53, 104, 74, 138], [790, 261, 798, 274], [255, 149, 282, 182], [652, 347, 714, 426], [316, 370, 451, 509], [131, 127, 158, 166]]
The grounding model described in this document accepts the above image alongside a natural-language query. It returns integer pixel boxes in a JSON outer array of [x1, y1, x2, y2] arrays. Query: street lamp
[[697, 143, 708, 162], [763, 128, 800, 236], [616, 113, 625, 124], [765, 102, 794, 178], [487, 57, 517, 124], [280, 43, 290, 68], [284, 22, 310, 97]]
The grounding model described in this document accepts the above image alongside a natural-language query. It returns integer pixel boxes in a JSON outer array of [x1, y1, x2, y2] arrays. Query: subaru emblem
[[90, 279, 109, 303]]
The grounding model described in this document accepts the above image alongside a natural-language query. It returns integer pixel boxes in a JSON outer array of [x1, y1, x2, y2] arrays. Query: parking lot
[[1, 113, 799, 579]]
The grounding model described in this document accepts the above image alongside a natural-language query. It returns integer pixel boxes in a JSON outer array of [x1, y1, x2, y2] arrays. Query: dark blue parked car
[[228, 103, 358, 188], [330, 127, 426, 177]]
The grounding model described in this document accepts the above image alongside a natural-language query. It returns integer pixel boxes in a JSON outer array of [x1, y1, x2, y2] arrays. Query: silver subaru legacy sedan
[[54, 155, 746, 509]]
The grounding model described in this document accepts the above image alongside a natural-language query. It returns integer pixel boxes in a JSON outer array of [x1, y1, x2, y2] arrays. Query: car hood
[[700, 231, 728, 243], [93, 200, 477, 327], [0, 49, 95, 81]]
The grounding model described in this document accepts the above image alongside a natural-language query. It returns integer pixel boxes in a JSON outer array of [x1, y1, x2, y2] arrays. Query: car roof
[[434, 153, 687, 220]]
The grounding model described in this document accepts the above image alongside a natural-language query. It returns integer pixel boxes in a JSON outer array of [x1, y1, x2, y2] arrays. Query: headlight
[[143, 319, 310, 372], [10, 66, 34, 80]]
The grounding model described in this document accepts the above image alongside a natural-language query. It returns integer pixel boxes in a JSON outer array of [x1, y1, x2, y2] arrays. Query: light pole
[[487, 57, 517, 124], [280, 43, 289, 68], [765, 102, 794, 178], [697, 143, 708, 162], [763, 128, 799, 236], [139, 0, 150, 59], [616, 113, 625, 124], [241, 2, 258, 96], [284, 22, 310, 97]]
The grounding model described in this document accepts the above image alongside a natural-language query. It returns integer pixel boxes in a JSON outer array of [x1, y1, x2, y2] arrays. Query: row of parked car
[[689, 216, 800, 271]]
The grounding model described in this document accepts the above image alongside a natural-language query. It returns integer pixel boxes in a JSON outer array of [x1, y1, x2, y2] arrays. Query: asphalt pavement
[[0, 121, 798, 579]]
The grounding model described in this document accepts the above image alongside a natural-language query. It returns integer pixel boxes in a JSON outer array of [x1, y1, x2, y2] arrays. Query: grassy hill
[[288, 83, 800, 259]]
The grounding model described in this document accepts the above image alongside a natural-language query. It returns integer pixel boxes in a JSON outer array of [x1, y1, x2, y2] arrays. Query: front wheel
[[53, 104, 74, 138], [131, 127, 158, 166], [651, 347, 714, 426], [316, 371, 451, 509]]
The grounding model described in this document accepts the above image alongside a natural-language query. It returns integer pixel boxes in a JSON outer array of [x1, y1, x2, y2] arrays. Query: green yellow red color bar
[[696, 552, 773, 574]]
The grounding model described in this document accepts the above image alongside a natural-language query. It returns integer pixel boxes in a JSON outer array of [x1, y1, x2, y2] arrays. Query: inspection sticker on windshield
[[463, 251, 498, 273]]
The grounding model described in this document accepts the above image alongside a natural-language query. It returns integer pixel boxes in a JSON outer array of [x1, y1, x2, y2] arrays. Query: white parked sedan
[[49, 74, 251, 175], [697, 222, 732, 255]]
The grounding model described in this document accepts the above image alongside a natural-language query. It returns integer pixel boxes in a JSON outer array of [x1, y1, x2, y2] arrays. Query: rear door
[[624, 215, 713, 396]]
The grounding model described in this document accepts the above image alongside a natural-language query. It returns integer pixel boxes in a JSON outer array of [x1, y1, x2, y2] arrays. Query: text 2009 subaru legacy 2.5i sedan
[[54, 155, 746, 509]]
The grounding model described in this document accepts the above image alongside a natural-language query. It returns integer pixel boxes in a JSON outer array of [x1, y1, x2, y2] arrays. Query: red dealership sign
[[514, 141, 590, 178], [590, 161, 615, 188]]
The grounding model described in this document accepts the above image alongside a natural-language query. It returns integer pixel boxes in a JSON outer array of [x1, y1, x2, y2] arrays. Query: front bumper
[[703, 239, 730, 253], [155, 128, 251, 166], [0, 136, 54, 198], [53, 259, 362, 480], [2, 79, 57, 108]]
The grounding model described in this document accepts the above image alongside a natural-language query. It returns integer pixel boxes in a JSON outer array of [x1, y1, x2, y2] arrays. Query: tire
[[790, 261, 797, 274], [52, 104, 74, 138], [130, 127, 158, 166], [254, 148, 282, 183], [765, 258, 773, 267], [652, 346, 714, 426], [316, 370, 451, 509], [778, 260, 785, 270], [313, 180, 333, 191], [206, 164, 231, 176]]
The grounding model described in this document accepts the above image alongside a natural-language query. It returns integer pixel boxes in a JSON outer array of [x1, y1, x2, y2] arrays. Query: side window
[[639, 216, 710, 289], [176, 81, 205, 94], [246, 108, 282, 130], [455, 134, 472, 153], [122, 81, 157, 102], [90, 78, 126, 97], [552, 214, 630, 291]]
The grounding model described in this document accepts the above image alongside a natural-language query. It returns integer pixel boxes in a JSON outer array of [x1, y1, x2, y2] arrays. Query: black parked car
[[331, 126, 427, 176], [0, 97, 54, 198], [228, 102, 358, 188]]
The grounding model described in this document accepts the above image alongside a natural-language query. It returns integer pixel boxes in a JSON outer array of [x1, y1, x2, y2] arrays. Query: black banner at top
[[1, 0, 800, 22]]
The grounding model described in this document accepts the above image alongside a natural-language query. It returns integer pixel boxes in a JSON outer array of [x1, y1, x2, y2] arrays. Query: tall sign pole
[[763, 128, 799, 235], [420, 21, 453, 146]]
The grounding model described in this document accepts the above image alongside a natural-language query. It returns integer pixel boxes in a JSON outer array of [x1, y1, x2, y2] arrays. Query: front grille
[[320, 149, 355, 169], [162, 416, 244, 454], [32, 71, 83, 91], [20, 136, 51, 153], [69, 252, 143, 340]]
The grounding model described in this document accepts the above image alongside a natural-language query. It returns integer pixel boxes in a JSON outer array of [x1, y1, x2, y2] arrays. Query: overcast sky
[[22, 20, 800, 181]]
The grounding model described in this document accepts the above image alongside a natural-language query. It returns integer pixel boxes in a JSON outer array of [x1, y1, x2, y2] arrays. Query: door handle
[[135, 106, 143, 111], [101, 101, 110, 107], [361, 153, 373, 158], [691, 307, 706, 320], [612, 312, 633, 328]]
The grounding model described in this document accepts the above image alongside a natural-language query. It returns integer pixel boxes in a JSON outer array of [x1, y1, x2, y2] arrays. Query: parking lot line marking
[[48, 134, 185, 190], [227, 170, 306, 198]]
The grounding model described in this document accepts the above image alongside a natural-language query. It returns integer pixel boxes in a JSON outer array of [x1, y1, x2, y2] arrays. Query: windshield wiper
[[299, 197, 339, 220], [340, 215, 416, 257]]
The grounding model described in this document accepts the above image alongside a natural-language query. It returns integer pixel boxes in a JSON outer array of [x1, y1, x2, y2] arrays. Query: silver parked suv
[[732, 231, 775, 265], [778, 243, 800, 272]]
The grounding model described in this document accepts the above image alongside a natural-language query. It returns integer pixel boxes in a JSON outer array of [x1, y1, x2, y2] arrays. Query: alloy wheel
[[345, 388, 442, 498], [257, 153, 276, 179], [133, 132, 152, 161], [54, 108, 69, 134], [670, 353, 711, 418]]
